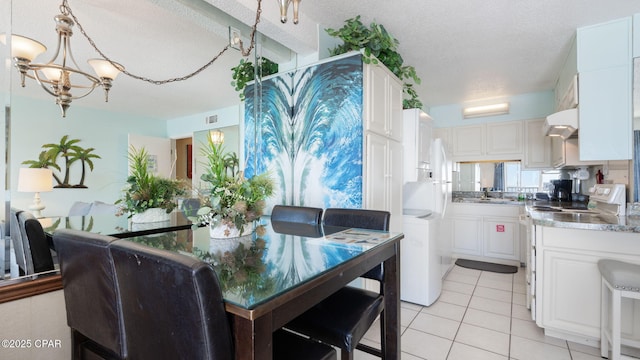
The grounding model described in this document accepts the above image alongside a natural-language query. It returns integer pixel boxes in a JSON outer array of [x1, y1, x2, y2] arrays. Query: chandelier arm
[[61, 0, 263, 85], [32, 68, 99, 100]]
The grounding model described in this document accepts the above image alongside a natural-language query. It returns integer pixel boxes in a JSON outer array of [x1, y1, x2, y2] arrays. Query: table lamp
[[17, 168, 53, 218]]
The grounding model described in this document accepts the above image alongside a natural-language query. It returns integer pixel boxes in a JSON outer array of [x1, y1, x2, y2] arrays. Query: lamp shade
[[17, 168, 53, 193], [0, 34, 47, 61], [88, 58, 124, 80]]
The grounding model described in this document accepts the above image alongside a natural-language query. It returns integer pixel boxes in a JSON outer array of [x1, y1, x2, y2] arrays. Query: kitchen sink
[[552, 212, 619, 225]]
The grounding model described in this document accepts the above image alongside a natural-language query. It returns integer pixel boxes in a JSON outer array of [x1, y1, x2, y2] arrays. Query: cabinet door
[[388, 140, 403, 232], [577, 17, 631, 72], [524, 119, 551, 169], [484, 217, 519, 260], [452, 125, 484, 157], [388, 75, 404, 142], [418, 118, 432, 167], [365, 65, 388, 136], [578, 65, 632, 160], [486, 121, 523, 156], [364, 133, 388, 211], [541, 250, 602, 338], [451, 216, 482, 256]]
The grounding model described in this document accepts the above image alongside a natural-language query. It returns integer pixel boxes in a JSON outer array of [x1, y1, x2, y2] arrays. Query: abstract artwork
[[245, 54, 364, 211]]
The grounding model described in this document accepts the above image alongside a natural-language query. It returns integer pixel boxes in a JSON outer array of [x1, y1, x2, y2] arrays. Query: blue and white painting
[[245, 54, 364, 211]]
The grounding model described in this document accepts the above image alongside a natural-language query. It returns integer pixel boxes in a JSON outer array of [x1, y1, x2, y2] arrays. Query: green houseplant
[[326, 16, 423, 109], [116, 146, 187, 222], [231, 57, 279, 100], [190, 137, 273, 238]]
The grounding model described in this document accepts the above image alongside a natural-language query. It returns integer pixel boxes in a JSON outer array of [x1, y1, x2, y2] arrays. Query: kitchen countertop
[[526, 201, 640, 233], [453, 197, 640, 233]]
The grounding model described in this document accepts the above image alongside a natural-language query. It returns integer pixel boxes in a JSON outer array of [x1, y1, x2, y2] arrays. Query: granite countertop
[[452, 197, 524, 206], [526, 201, 640, 233]]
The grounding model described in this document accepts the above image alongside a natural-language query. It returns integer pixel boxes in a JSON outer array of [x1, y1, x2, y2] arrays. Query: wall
[[10, 96, 166, 217], [165, 105, 241, 139], [429, 91, 555, 128], [0, 290, 70, 360]]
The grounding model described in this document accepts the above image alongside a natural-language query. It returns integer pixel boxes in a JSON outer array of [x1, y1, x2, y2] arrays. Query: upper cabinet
[[524, 119, 551, 169], [451, 121, 523, 162], [403, 109, 433, 183], [576, 17, 633, 161], [364, 62, 403, 142]]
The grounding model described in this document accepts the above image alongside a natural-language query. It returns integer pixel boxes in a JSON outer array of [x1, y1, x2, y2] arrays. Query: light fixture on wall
[[209, 129, 225, 144], [463, 102, 510, 118], [17, 168, 54, 218], [0, 1, 123, 118], [278, 0, 302, 24]]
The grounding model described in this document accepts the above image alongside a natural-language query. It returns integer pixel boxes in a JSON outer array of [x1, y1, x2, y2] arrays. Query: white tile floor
[[354, 264, 612, 360]]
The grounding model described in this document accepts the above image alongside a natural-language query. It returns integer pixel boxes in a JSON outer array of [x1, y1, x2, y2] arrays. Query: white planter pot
[[131, 208, 171, 223], [209, 222, 252, 239]]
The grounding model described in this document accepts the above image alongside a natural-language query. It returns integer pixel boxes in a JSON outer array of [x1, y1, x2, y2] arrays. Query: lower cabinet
[[535, 226, 640, 345], [450, 204, 521, 265]]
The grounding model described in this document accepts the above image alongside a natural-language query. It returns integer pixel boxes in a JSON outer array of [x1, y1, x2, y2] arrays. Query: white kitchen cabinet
[[364, 62, 403, 142], [523, 118, 551, 169], [451, 121, 523, 162], [452, 124, 484, 158], [365, 131, 403, 232], [450, 203, 521, 265], [484, 217, 520, 260], [486, 122, 523, 156], [552, 137, 603, 168], [433, 127, 453, 154], [403, 109, 433, 182], [577, 17, 633, 161], [535, 226, 640, 345]]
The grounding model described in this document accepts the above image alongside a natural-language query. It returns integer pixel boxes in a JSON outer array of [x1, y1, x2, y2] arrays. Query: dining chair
[[18, 211, 54, 274], [271, 205, 324, 225], [9, 208, 26, 276], [110, 239, 337, 360], [53, 229, 127, 360], [286, 208, 391, 360]]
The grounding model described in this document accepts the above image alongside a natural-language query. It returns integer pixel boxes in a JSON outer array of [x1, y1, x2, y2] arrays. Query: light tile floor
[[354, 264, 617, 360]]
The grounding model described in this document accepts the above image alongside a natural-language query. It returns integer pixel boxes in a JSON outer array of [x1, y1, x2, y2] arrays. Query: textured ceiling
[[4, 0, 640, 120]]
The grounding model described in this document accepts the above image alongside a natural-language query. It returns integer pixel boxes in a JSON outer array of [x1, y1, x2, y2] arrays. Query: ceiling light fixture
[[278, 0, 301, 24], [0, 0, 123, 118], [1, 0, 266, 118], [462, 102, 510, 118]]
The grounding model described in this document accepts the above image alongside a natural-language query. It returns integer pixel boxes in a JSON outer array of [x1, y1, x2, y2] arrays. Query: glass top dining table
[[125, 219, 397, 309], [123, 217, 404, 360]]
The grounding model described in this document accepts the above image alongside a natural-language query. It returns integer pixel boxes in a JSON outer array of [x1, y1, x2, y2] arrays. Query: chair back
[[53, 229, 127, 359], [271, 205, 323, 226], [18, 211, 54, 274], [323, 208, 390, 281], [110, 240, 233, 360], [322, 208, 390, 231], [9, 208, 26, 275]]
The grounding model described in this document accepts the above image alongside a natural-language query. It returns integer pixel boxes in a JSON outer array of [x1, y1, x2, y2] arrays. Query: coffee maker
[[551, 179, 573, 201]]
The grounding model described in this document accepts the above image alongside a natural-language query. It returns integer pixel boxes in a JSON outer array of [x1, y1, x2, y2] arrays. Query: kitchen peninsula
[[525, 190, 640, 347]]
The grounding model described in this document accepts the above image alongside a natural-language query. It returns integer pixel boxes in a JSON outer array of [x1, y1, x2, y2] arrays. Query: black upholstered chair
[[271, 205, 324, 225], [18, 211, 54, 274], [9, 208, 26, 276], [286, 208, 391, 360], [54, 229, 126, 360], [110, 239, 337, 360]]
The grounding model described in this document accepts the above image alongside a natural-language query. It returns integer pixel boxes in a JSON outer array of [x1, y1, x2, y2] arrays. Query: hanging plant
[[326, 16, 423, 109], [231, 57, 279, 100]]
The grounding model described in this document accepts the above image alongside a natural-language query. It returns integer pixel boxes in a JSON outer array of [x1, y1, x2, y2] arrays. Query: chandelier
[[1, 0, 270, 117], [1, 1, 123, 117], [278, 0, 301, 24]]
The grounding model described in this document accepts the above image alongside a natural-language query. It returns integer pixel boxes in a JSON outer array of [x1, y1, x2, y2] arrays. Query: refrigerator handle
[[440, 144, 450, 218]]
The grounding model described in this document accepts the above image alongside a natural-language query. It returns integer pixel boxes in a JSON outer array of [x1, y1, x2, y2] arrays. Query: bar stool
[[598, 259, 640, 360]]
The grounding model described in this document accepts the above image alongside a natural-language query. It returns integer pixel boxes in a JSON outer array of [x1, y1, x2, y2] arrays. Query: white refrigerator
[[400, 137, 453, 306]]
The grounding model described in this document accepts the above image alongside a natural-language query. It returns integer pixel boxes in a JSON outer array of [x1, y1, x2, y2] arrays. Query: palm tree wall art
[[21, 135, 101, 188]]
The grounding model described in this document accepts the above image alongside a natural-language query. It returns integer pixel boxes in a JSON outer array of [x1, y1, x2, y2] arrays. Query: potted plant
[[325, 16, 423, 109], [231, 57, 279, 100], [190, 137, 273, 238], [116, 146, 187, 223]]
